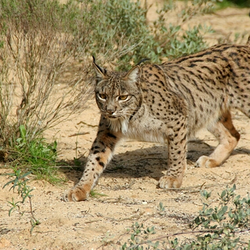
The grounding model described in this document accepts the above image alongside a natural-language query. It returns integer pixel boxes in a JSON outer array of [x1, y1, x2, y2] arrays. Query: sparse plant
[[180, 185, 250, 249], [121, 222, 158, 250], [121, 186, 250, 249], [3, 168, 40, 234], [90, 189, 107, 198], [158, 202, 166, 213]]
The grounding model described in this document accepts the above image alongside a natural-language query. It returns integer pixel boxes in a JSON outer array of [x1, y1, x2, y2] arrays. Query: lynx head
[[93, 57, 142, 132]]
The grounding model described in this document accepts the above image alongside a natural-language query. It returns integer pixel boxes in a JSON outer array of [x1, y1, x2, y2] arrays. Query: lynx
[[65, 42, 250, 202]]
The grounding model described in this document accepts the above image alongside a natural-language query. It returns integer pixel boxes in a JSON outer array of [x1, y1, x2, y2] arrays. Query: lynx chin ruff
[[65, 41, 250, 202]]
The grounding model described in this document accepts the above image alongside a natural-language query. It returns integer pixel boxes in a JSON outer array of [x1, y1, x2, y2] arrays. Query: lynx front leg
[[196, 111, 240, 168], [159, 120, 187, 189], [64, 121, 121, 202]]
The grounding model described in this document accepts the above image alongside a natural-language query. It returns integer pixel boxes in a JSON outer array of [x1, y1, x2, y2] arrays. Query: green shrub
[[182, 185, 250, 249], [13, 125, 59, 183], [76, 0, 215, 69], [121, 186, 250, 249], [121, 222, 158, 250]]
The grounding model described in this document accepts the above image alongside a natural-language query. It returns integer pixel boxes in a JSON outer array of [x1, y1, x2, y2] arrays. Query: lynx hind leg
[[196, 110, 240, 168]]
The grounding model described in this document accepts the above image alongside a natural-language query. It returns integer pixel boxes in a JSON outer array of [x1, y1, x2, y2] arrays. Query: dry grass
[[0, 21, 93, 150]]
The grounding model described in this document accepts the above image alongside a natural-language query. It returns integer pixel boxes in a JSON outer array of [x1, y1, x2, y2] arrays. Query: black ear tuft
[[92, 56, 105, 74], [137, 58, 150, 66], [92, 56, 107, 79]]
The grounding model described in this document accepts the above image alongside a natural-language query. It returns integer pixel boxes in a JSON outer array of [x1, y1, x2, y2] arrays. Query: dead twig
[[77, 121, 98, 127], [68, 132, 89, 137]]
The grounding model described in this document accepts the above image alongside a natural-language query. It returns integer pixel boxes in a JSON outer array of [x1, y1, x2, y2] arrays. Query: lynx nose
[[106, 103, 116, 115], [106, 109, 115, 115]]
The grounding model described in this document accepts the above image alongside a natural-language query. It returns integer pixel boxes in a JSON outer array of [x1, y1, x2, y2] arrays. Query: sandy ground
[[1, 2, 250, 250]]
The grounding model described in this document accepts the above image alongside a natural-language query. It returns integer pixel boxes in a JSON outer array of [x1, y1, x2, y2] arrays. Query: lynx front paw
[[195, 156, 217, 168], [64, 186, 89, 202], [158, 175, 183, 189]]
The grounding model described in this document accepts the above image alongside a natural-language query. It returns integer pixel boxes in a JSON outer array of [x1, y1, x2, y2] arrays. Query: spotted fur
[[65, 42, 250, 202]]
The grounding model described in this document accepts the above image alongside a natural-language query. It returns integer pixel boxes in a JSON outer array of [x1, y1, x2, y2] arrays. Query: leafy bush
[[182, 185, 250, 249], [76, 0, 215, 69], [121, 186, 250, 249]]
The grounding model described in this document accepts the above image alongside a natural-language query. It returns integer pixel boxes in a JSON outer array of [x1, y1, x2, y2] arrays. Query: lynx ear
[[124, 66, 139, 83], [92, 56, 107, 80]]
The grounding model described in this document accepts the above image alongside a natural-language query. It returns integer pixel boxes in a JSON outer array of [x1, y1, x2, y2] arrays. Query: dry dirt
[[1, 2, 250, 250]]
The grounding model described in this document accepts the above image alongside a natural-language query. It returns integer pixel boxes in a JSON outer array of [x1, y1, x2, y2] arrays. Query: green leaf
[[19, 125, 27, 142]]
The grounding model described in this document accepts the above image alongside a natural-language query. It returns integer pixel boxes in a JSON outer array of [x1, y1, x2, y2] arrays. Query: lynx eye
[[98, 93, 107, 100], [118, 95, 129, 101]]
